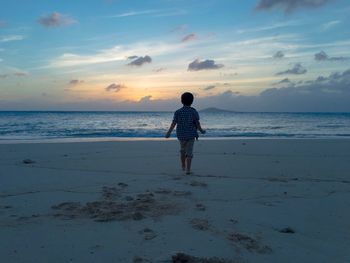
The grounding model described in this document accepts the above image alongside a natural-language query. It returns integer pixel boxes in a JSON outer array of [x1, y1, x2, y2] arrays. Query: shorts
[[179, 139, 195, 158]]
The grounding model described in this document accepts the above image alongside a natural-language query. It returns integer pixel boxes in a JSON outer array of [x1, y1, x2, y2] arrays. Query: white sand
[[0, 139, 349, 263]]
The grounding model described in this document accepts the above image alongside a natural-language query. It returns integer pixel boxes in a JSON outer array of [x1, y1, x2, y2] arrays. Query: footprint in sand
[[189, 180, 207, 187], [227, 232, 272, 254], [195, 203, 206, 211], [102, 186, 121, 200], [173, 190, 192, 196], [118, 182, 128, 188], [172, 253, 236, 263], [154, 188, 172, 194], [139, 228, 157, 240], [22, 159, 35, 164], [189, 218, 210, 231], [133, 256, 152, 263], [278, 227, 295, 234]]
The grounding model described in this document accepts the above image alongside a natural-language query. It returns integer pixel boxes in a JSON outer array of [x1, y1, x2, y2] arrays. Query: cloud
[[38, 12, 77, 27], [47, 40, 185, 68], [127, 55, 152, 66], [0, 35, 25, 42], [188, 59, 224, 71], [254, 68, 350, 111], [153, 67, 166, 73], [3, 69, 350, 112], [256, 0, 332, 13], [181, 33, 197, 43], [202, 85, 216, 91], [13, 71, 28, 77], [322, 20, 340, 30], [220, 72, 238, 78], [69, 79, 84, 85], [106, 9, 186, 18], [170, 24, 188, 33], [237, 20, 301, 34], [273, 50, 285, 59], [107, 10, 158, 18], [127, 55, 138, 60], [314, 51, 350, 61], [139, 95, 152, 102], [105, 83, 126, 92], [273, 78, 292, 85], [276, 63, 307, 75], [153, 9, 187, 17]]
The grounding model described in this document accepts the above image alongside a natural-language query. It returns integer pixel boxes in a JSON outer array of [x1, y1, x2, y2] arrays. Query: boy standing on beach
[[165, 92, 206, 175]]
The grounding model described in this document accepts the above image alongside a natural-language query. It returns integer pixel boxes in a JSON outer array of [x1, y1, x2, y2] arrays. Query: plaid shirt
[[173, 106, 199, 140]]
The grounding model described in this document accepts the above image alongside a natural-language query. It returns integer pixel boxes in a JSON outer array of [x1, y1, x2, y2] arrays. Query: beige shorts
[[179, 139, 195, 158]]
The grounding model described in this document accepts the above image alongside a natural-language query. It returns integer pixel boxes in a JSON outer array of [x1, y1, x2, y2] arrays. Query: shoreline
[[1, 136, 350, 144]]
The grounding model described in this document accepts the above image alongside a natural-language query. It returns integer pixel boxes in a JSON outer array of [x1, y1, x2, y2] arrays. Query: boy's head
[[181, 92, 194, 106]]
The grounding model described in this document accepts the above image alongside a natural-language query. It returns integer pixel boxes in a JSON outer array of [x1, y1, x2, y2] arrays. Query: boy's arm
[[195, 120, 206, 134], [194, 109, 205, 134], [165, 122, 176, 138]]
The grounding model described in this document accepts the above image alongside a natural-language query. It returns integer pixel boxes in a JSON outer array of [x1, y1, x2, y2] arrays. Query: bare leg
[[181, 153, 186, 171], [186, 157, 192, 174]]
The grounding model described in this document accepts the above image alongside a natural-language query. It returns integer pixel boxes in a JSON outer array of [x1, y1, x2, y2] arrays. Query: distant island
[[199, 107, 237, 113]]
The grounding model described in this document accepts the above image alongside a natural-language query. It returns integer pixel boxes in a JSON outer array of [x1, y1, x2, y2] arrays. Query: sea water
[[0, 111, 350, 141]]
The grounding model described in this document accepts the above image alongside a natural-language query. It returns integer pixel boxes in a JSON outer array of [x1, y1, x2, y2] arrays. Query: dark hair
[[181, 92, 194, 106]]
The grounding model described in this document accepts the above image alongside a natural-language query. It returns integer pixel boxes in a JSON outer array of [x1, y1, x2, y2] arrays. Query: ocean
[[0, 111, 350, 141]]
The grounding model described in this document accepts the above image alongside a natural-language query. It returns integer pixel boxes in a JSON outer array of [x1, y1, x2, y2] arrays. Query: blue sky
[[0, 0, 350, 111]]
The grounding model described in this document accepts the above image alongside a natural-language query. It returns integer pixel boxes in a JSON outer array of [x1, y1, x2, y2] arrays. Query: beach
[[0, 139, 349, 263]]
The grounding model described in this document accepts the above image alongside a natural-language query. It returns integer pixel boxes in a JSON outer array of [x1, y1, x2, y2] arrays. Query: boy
[[165, 92, 205, 175]]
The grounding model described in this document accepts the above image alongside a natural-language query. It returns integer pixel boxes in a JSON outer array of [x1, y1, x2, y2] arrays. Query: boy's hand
[[201, 129, 206, 134], [165, 131, 171, 138]]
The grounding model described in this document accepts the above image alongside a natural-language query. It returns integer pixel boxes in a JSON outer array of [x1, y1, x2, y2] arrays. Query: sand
[[0, 139, 350, 262]]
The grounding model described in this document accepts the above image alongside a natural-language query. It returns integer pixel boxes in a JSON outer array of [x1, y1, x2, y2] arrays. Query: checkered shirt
[[172, 106, 200, 140]]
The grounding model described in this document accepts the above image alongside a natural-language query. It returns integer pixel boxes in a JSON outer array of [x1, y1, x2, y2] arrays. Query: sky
[[0, 0, 350, 111]]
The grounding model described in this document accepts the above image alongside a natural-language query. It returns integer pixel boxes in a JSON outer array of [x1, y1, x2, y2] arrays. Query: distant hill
[[199, 107, 237, 113]]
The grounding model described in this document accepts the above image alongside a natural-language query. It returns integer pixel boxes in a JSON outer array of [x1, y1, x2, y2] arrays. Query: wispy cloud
[[47, 40, 192, 68], [107, 9, 158, 18], [153, 67, 166, 73], [237, 20, 302, 34], [38, 12, 77, 27], [105, 9, 186, 18], [170, 24, 188, 33], [322, 20, 340, 30], [202, 85, 216, 91], [14, 71, 29, 77], [69, 79, 84, 85], [153, 9, 187, 17], [0, 35, 25, 42], [273, 78, 292, 85], [256, 0, 332, 13], [181, 33, 197, 43]]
